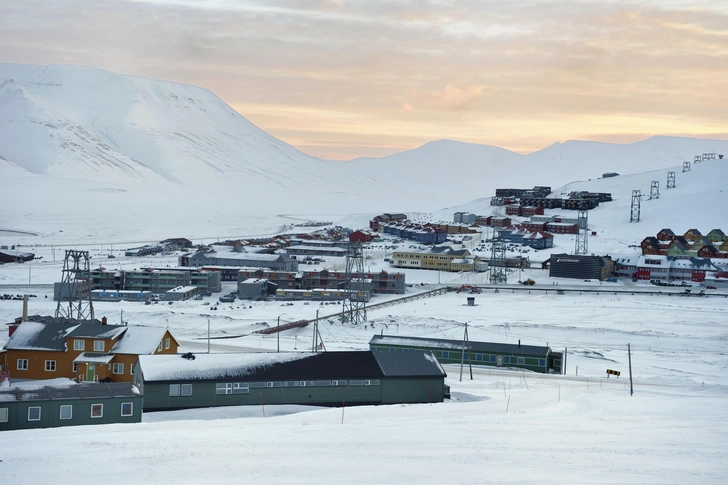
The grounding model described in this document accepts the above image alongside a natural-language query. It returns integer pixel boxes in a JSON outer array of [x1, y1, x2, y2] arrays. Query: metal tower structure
[[667, 171, 676, 189], [341, 242, 367, 325], [683, 161, 691, 172], [649, 181, 660, 200], [489, 238, 508, 284], [629, 190, 642, 223], [55, 250, 95, 323], [574, 210, 589, 255], [693, 155, 701, 163]]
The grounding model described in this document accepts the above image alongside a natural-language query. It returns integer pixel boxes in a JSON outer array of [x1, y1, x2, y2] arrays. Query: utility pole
[[207, 318, 211, 354], [277, 315, 281, 352], [628, 343, 633, 396]]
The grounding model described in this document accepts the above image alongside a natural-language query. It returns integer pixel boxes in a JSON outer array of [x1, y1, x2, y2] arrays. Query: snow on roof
[[67, 324, 127, 340], [166, 285, 198, 293], [288, 245, 346, 252], [111, 326, 169, 355], [73, 352, 114, 364], [3, 321, 79, 351], [137, 352, 314, 382]]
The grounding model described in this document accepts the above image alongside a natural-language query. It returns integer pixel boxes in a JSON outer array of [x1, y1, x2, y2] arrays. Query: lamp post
[[277, 313, 285, 352]]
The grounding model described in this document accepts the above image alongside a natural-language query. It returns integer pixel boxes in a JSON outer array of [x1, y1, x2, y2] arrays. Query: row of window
[[0, 403, 133, 423], [156, 337, 172, 352], [73, 340, 107, 352], [18, 360, 134, 375], [175, 379, 382, 397], [375, 347, 547, 367]]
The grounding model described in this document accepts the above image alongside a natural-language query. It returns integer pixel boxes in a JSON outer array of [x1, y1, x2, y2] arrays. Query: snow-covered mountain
[[1, 63, 727, 242], [0, 63, 348, 187]]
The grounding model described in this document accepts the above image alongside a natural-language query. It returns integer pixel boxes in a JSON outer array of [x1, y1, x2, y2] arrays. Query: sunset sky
[[2, 0, 727, 160]]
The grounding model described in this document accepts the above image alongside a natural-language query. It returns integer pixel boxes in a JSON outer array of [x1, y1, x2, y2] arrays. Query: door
[[496, 355, 503, 367], [86, 363, 95, 382]]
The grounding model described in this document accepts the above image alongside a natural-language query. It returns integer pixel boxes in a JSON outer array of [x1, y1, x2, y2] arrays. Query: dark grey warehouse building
[[134, 350, 448, 411], [548, 254, 615, 281]]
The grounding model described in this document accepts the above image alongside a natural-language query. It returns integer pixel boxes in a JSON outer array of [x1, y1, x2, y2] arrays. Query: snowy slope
[[0, 63, 349, 187]]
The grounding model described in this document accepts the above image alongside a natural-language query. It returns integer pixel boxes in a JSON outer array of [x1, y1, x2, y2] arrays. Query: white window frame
[[169, 384, 181, 396], [59, 405, 73, 420], [73, 340, 85, 351], [121, 402, 133, 416], [157, 342, 163, 352], [93, 340, 105, 352], [45, 360, 56, 372], [0, 407, 8, 423], [28, 406, 41, 421], [181, 384, 192, 396], [90, 403, 103, 418], [112, 363, 124, 374], [217, 383, 233, 395], [17, 359, 28, 371], [165, 337, 171, 349], [130, 364, 135, 375]]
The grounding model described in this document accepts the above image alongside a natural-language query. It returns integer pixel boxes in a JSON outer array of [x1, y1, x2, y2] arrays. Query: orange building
[[2, 321, 178, 383]]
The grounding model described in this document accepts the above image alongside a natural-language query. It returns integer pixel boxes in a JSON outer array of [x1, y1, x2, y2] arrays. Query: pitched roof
[[111, 326, 173, 355], [372, 350, 445, 377], [67, 324, 127, 340], [3, 321, 79, 351], [0, 382, 140, 403], [137, 350, 444, 383]]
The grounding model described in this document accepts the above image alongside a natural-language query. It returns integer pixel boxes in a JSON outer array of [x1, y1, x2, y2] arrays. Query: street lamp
[[277, 313, 285, 352]]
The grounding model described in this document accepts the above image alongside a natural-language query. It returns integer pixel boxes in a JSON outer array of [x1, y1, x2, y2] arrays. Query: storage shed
[[134, 350, 447, 411], [369, 335, 562, 374]]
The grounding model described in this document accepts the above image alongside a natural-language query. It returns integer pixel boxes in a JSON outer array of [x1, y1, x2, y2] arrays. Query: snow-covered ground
[[1, 246, 727, 483], [1, 63, 727, 484]]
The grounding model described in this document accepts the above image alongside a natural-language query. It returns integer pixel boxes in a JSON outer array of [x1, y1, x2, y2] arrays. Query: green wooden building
[[369, 335, 563, 374], [134, 350, 447, 411], [0, 382, 142, 432]]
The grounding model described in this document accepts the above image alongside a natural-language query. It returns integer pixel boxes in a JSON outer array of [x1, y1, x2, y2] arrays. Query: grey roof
[[369, 335, 551, 357], [3, 321, 79, 351], [110, 326, 169, 355], [67, 324, 127, 340], [0, 382, 141, 402], [373, 350, 446, 377]]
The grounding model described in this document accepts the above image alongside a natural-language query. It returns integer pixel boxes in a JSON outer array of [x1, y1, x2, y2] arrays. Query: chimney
[[22, 295, 28, 321], [518, 339, 521, 348], [102, 316, 107, 325]]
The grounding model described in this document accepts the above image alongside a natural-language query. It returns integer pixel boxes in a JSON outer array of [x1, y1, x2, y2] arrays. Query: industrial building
[[389, 247, 487, 272], [133, 350, 447, 411], [369, 335, 562, 374], [180, 246, 299, 271], [237, 268, 406, 295], [547, 254, 615, 281], [0, 382, 142, 432]]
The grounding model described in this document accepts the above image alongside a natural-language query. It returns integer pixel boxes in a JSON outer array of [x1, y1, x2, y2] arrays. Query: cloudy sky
[[2, 0, 727, 160]]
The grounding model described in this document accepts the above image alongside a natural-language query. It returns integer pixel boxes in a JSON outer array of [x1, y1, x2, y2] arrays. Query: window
[[28, 406, 41, 421], [441, 351, 449, 359], [181, 384, 192, 396], [315, 380, 332, 387], [349, 380, 364, 386], [91, 404, 103, 418], [17, 359, 28, 371], [538, 359, 546, 367], [73, 362, 78, 373], [169, 384, 180, 396], [217, 383, 233, 395], [165, 337, 171, 349], [298, 381, 315, 387], [503, 356, 511, 364], [476, 354, 483, 361], [490, 355, 497, 363], [93, 340, 105, 352], [157, 342, 163, 352], [130, 364, 135, 375], [59, 405, 73, 420], [463, 352, 469, 360], [331, 380, 347, 386], [73, 340, 85, 351], [250, 382, 266, 389], [45, 360, 56, 372], [364, 380, 380, 386], [112, 363, 124, 374], [283, 381, 299, 387], [121, 402, 133, 416], [0, 408, 8, 423], [233, 383, 249, 394], [517, 357, 525, 365]]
